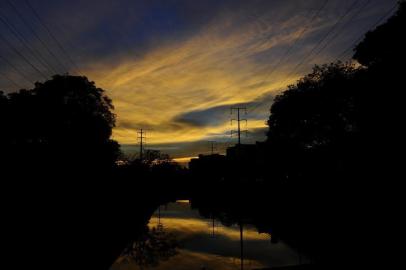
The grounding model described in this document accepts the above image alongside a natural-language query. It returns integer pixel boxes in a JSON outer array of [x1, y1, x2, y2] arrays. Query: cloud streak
[[0, 0, 398, 158], [84, 3, 321, 149]]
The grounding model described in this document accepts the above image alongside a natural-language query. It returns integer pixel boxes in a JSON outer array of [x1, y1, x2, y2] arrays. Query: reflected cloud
[[150, 217, 270, 242], [112, 249, 264, 270], [141, 202, 301, 268], [112, 201, 302, 269]]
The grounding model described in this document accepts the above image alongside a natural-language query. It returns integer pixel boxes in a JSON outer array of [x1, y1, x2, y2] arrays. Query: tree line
[[190, 1, 405, 268], [0, 1, 404, 269]]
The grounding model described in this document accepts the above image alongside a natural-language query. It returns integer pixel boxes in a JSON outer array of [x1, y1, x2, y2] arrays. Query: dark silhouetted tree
[[354, 1, 406, 67], [1, 75, 120, 174], [261, 1, 405, 267], [266, 62, 359, 186], [123, 226, 179, 269]]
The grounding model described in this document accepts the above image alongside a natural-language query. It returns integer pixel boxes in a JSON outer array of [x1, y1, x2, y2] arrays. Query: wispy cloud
[[0, 0, 398, 157], [84, 6, 319, 149]]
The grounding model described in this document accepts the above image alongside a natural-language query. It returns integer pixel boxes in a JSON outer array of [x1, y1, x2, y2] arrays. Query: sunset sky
[[0, 0, 397, 160]]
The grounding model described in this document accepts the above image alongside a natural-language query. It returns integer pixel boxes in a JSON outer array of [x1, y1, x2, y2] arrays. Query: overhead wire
[[5, 0, 68, 73], [0, 32, 48, 80], [0, 12, 58, 75], [0, 53, 34, 85], [23, 0, 82, 75]]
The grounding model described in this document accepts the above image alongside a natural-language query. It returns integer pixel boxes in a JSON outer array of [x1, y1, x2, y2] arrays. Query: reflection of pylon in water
[[157, 205, 164, 231], [209, 214, 218, 238], [240, 222, 244, 270]]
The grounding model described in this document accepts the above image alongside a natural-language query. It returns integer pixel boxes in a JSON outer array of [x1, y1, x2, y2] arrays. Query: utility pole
[[208, 141, 216, 155], [137, 128, 146, 160], [231, 107, 247, 145]]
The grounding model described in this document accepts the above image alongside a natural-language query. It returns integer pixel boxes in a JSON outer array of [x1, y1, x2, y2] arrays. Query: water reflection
[[111, 200, 302, 270]]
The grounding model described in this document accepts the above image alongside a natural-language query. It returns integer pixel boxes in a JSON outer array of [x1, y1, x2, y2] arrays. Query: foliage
[[123, 226, 179, 269], [267, 62, 358, 151], [354, 1, 406, 67], [261, 2, 405, 265], [1, 75, 120, 171]]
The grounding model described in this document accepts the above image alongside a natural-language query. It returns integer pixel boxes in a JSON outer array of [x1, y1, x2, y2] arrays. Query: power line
[[215, 2, 331, 144], [5, 0, 68, 74], [0, 32, 48, 80], [0, 53, 33, 85], [251, 0, 363, 111], [311, 0, 372, 62], [197, 3, 320, 104], [260, 0, 330, 84], [226, 0, 398, 138], [286, 0, 361, 80], [248, 0, 331, 114], [336, 2, 398, 61], [0, 71, 23, 89], [250, 1, 398, 117], [214, 1, 331, 121], [0, 12, 58, 75], [23, 0, 82, 75], [216, 2, 331, 144]]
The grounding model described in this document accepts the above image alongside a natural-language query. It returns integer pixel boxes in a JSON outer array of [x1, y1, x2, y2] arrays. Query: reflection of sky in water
[[111, 200, 301, 270]]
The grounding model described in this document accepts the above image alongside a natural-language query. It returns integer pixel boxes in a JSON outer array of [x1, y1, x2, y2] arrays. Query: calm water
[[111, 200, 303, 270]]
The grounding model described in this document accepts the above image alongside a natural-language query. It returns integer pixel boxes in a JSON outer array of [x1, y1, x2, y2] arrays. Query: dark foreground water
[[111, 200, 304, 270]]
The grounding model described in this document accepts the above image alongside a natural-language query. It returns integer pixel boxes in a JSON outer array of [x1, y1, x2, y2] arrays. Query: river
[[110, 200, 305, 270]]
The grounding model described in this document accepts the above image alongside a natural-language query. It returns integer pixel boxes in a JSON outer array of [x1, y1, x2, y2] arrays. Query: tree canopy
[[1, 75, 120, 173], [262, 1, 405, 266], [354, 1, 406, 67]]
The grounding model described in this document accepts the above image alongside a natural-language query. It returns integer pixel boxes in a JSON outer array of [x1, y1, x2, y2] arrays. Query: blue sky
[[0, 0, 398, 160]]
